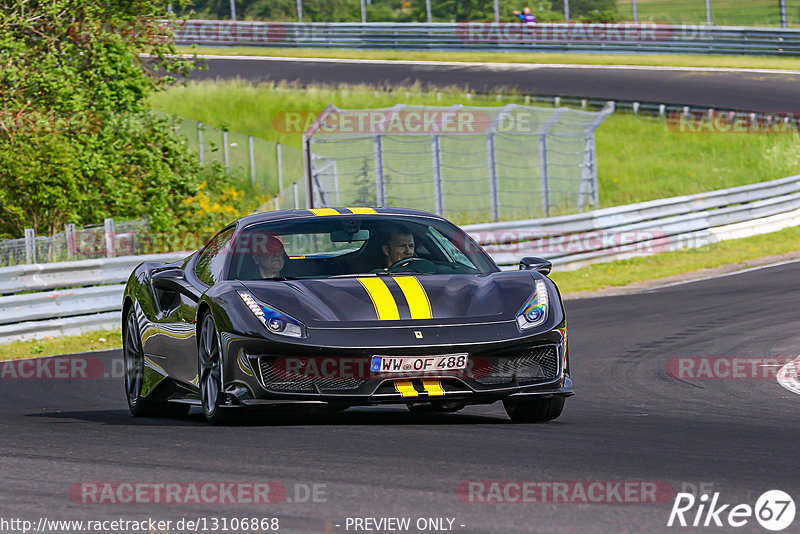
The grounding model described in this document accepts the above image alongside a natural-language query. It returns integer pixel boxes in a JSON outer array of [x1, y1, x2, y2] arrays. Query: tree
[[0, 0, 213, 238]]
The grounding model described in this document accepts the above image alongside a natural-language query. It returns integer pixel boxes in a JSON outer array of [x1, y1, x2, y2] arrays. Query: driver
[[381, 226, 416, 268]]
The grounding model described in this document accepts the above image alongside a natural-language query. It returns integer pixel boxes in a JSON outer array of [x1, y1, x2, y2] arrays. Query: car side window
[[195, 227, 235, 286]]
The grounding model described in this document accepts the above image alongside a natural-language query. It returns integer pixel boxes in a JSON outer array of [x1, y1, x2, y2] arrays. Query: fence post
[[198, 122, 204, 164], [373, 135, 386, 207], [223, 130, 230, 174], [104, 218, 115, 258], [297, 0, 303, 22], [249, 135, 256, 186], [276, 142, 284, 192], [538, 134, 550, 217], [781, 0, 788, 28], [487, 133, 500, 222], [65, 224, 76, 259], [431, 134, 444, 216], [24, 228, 36, 264]]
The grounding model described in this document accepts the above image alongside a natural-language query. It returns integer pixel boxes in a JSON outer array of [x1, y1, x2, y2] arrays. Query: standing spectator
[[513, 6, 536, 24]]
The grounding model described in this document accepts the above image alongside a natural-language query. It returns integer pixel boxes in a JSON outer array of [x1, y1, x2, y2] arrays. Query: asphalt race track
[[2, 260, 800, 533], [187, 56, 800, 112]]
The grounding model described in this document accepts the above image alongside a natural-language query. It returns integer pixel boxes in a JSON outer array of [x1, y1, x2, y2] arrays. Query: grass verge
[[0, 330, 122, 361], [150, 80, 800, 210], [176, 46, 800, 71]]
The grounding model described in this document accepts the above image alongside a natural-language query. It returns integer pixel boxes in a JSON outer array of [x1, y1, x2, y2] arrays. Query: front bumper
[[220, 327, 573, 407]]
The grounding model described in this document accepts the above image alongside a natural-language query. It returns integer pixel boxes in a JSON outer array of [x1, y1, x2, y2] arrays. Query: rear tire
[[198, 313, 232, 425], [503, 396, 565, 423], [123, 306, 189, 418]]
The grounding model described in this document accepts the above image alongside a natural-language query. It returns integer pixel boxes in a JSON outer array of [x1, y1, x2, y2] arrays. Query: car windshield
[[227, 215, 498, 280]]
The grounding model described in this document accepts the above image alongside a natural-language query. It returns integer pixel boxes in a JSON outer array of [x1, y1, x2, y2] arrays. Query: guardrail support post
[[24, 229, 36, 264], [104, 219, 115, 258]]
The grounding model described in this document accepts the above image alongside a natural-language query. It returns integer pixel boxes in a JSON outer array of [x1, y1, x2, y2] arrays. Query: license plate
[[371, 354, 468, 373]]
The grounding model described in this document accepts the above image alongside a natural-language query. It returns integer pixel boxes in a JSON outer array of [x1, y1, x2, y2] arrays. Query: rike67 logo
[[668, 490, 796, 531]]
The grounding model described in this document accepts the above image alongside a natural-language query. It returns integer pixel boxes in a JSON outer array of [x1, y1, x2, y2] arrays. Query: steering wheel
[[387, 257, 437, 274]]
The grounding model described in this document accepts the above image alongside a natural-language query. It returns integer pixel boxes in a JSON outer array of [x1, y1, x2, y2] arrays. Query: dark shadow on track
[[25, 407, 521, 426]]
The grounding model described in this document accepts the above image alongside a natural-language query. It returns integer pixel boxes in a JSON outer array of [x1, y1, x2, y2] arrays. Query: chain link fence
[[0, 220, 149, 268], [301, 103, 612, 224], [169, 115, 304, 197]]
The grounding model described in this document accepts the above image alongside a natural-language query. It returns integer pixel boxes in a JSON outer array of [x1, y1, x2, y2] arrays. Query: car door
[[164, 227, 236, 385]]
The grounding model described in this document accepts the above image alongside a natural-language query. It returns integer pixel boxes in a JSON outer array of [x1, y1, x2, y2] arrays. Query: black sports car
[[122, 207, 573, 424]]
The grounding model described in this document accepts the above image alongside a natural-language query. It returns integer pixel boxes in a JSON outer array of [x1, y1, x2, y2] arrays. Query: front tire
[[198, 313, 232, 425], [503, 396, 565, 423], [123, 306, 189, 418]]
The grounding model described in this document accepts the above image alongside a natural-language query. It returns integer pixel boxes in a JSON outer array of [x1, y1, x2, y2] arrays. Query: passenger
[[251, 234, 286, 278]]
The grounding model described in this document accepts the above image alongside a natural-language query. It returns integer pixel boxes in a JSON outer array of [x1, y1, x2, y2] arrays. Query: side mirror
[[519, 257, 552, 275], [152, 268, 190, 295]]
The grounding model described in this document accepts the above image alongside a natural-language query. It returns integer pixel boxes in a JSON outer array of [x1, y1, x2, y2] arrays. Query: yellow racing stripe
[[358, 277, 400, 320], [308, 208, 340, 216], [422, 380, 445, 396], [394, 380, 418, 397], [346, 207, 377, 214], [394, 276, 432, 319]]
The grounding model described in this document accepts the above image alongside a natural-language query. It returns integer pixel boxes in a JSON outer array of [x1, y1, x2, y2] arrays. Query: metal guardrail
[[464, 174, 800, 268], [2, 175, 800, 345], [0, 254, 186, 345], [173, 21, 800, 56]]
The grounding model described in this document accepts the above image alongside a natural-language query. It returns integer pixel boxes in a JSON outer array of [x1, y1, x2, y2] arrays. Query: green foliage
[[0, 0, 227, 238]]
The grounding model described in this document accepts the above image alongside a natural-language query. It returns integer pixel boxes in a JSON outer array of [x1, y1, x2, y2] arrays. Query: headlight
[[516, 279, 549, 330], [238, 291, 304, 338]]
